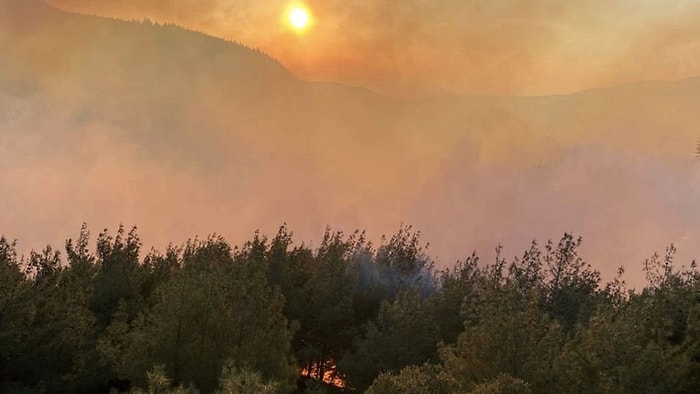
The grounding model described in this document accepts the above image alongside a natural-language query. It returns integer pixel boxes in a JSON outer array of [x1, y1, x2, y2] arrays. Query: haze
[[2, 0, 700, 288], [49, 0, 700, 96]]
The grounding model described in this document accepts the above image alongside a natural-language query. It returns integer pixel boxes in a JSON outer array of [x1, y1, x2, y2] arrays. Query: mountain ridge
[[1, 0, 294, 89], [24, 0, 700, 101]]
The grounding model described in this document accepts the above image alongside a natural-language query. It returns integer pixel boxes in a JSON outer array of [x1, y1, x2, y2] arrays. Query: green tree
[[508, 234, 601, 333], [297, 229, 358, 383], [218, 361, 279, 394], [440, 282, 564, 392], [91, 225, 147, 329], [6, 242, 99, 392], [428, 252, 480, 345], [366, 364, 459, 394], [127, 235, 296, 392], [0, 236, 30, 390], [557, 245, 699, 393], [540, 234, 601, 333], [340, 290, 440, 391], [129, 364, 195, 394], [374, 225, 435, 302], [469, 373, 531, 394]]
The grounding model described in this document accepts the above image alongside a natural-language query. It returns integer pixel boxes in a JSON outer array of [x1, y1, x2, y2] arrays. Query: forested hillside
[[1, 224, 698, 393], [2, 4, 700, 391]]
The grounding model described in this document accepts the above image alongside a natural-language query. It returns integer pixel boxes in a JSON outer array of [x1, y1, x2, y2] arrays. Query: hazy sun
[[287, 5, 312, 32]]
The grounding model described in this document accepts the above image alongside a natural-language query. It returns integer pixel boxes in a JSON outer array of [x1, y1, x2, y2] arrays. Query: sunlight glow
[[287, 4, 312, 32]]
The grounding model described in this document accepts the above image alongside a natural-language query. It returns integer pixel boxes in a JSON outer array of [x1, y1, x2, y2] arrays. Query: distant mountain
[[2, 0, 699, 287], [0, 0, 292, 85]]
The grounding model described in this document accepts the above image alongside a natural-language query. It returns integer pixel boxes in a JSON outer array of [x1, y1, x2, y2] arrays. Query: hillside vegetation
[[1, 224, 699, 392]]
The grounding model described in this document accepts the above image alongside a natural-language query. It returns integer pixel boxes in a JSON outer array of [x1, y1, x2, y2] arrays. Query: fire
[[300, 361, 347, 389]]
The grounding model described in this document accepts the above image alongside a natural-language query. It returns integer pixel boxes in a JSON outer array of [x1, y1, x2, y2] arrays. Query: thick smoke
[[2, 1, 700, 290]]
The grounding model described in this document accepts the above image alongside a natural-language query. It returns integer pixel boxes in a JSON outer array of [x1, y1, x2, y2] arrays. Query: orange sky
[[48, 0, 700, 96]]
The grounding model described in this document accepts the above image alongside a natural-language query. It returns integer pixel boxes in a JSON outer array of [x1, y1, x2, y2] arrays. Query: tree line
[[1, 224, 699, 393]]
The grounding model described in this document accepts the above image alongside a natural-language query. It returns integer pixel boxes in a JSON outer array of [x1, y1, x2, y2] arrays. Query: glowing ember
[[300, 361, 347, 388]]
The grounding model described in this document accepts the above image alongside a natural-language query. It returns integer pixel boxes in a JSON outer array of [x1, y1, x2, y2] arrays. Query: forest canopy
[[1, 224, 699, 393]]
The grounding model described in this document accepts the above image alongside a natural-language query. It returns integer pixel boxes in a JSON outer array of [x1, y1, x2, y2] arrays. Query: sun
[[287, 4, 312, 32], [289, 8, 309, 29]]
